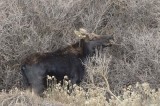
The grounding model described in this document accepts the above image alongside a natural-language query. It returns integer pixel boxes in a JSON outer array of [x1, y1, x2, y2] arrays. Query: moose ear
[[74, 30, 81, 37], [74, 30, 86, 38]]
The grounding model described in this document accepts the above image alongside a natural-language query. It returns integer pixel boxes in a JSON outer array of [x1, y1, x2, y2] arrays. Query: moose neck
[[79, 39, 96, 61], [54, 39, 98, 61]]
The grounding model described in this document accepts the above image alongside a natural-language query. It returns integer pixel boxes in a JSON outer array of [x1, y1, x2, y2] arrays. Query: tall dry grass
[[0, 0, 160, 105]]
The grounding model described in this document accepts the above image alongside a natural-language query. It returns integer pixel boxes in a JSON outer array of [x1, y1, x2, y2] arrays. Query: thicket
[[0, 0, 159, 105]]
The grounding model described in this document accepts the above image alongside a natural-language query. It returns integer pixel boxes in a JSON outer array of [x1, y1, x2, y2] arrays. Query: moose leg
[[22, 65, 46, 96]]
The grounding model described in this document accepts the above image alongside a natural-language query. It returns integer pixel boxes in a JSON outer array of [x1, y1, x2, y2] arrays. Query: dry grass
[[0, 0, 160, 105], [1, 82, 160, 106], [0, 88, 64, 106]]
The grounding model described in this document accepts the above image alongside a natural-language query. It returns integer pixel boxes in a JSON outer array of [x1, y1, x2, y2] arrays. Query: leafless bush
[[109, 19, 160, 95], [0, 0, 160, 105]]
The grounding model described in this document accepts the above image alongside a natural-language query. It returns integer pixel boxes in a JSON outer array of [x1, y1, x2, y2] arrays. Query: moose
[[21, 28, 114, 95]]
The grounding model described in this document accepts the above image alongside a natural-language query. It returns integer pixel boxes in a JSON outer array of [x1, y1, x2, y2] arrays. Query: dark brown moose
[[21, 28, 114, 95]]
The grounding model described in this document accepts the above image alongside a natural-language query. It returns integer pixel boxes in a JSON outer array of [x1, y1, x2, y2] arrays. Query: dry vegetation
[[0, 0, 160, 105]]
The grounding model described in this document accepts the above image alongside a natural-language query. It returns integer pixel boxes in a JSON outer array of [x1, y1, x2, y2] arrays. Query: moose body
[[21, 29, 114, 95]]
